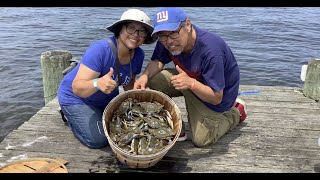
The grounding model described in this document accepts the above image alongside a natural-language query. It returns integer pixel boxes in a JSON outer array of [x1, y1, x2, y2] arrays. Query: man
[[134, 7, 247, 147]]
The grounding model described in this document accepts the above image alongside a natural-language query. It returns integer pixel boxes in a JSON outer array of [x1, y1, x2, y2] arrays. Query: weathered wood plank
[[1, 125, 319, 160], [1, 85, 319, 173], [17, 113, 320, 133], [239, 85, 301, 92], [1, 145, 318, 173]]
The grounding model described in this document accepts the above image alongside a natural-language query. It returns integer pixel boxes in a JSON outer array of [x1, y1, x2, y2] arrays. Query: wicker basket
[[0, 158, 68, 173], [102, 89, 182, 169]]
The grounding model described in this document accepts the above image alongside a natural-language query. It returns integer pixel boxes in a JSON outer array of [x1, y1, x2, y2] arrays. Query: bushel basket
[[102, 89, 182, 169]]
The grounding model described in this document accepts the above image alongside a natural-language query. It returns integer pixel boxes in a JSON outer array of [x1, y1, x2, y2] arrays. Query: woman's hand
[[98, 67, 117, 94]]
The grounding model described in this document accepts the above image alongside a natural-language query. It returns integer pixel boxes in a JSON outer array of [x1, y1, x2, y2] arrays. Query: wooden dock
[[0, 85, 319, 173]]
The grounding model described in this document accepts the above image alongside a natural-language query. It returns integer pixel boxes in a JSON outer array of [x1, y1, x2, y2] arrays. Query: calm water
[[0, 7, 319, 142]]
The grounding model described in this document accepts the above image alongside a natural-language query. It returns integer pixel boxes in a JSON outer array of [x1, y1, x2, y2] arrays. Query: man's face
[[157, 23, 189, 55]]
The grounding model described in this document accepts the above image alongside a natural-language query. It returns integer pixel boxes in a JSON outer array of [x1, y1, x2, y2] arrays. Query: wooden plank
[[1, 146, 318, 173], [1, 126, 319, 161], [1, 85, 319, 173], [239, 85, 301, 92], [17, 112, 320, 133]]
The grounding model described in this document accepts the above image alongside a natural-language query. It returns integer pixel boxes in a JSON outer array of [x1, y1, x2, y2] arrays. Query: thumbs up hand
[[99, 67, 117, 94], [170, 65, 193, 90], [175, 65, 185, 74]]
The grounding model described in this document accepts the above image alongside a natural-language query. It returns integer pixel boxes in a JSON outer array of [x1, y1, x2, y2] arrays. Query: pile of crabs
[[108, 97, 176, 155]]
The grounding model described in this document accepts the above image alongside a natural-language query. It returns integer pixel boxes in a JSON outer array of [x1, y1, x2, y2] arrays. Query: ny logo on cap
[[156, 11, 168, 22]]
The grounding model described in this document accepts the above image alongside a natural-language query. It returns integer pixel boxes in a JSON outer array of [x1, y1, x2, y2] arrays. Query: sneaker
[[177, 131, 187, 142], [58, 108, 68, 123], [233, 98, 247, 123]]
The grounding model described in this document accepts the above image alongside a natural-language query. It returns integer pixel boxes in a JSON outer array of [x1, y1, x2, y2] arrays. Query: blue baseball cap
[[152, 7, 188, 37]]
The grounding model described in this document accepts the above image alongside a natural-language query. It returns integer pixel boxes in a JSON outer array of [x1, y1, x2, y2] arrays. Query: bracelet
[[93, 78, 99, 91], [191, 79, 196, 91]]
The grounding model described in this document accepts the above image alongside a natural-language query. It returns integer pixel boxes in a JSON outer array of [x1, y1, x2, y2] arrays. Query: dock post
[[303, 58, 320, 101], [40, 50, 72, 105]]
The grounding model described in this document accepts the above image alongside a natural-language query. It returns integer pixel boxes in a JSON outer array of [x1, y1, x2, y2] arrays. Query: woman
[[57, 9, 156, 149]]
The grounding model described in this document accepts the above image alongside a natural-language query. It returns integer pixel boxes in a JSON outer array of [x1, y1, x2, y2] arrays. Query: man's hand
[[133, 74, 148, 90], [171, 65, 194, 90]]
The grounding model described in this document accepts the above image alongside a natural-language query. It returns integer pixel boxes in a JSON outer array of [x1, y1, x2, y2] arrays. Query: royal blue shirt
[[58, 36, 144, 108], [151, 25, 239, 112]]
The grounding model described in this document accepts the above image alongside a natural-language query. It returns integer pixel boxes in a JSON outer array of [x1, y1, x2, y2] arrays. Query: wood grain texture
[[0, 85, 319, 173]]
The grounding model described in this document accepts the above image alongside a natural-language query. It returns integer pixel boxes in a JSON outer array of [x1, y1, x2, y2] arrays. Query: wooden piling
[[303, 59, 320, 101], [40, 50, 72, 105]]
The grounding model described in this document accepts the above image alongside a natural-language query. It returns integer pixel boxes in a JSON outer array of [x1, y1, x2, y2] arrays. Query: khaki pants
[[148, 69, 240, 147]]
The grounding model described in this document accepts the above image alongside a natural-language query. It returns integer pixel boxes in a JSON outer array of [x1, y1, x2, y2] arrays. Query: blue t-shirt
[[151, 25, 239, 112], [58, 36, 144, 109]]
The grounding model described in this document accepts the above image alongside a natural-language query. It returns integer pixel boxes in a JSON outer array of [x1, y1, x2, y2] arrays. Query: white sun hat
[[107, 9, 156, 44]]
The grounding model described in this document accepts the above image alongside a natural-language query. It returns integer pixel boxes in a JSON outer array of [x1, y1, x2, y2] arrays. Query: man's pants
[[148, 68, 240, 147]]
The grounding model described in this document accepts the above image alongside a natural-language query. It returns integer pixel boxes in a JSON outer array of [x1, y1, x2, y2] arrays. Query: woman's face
[[119, 22, 147, 49]]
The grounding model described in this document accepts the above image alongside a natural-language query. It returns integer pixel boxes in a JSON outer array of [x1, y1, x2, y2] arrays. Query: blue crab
[[148, 127, 176, 140], [138, 101, 164, 114]]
